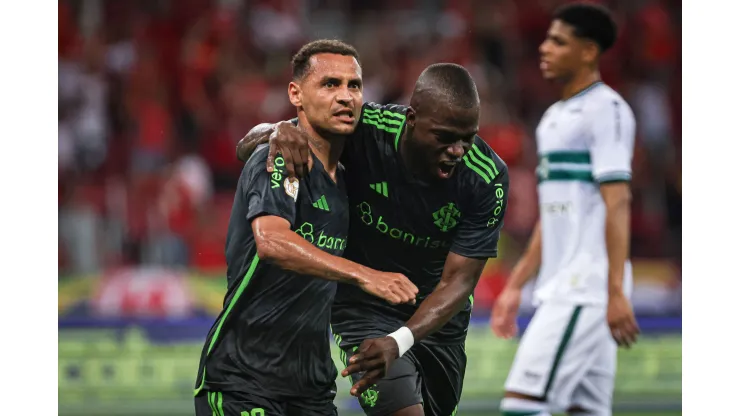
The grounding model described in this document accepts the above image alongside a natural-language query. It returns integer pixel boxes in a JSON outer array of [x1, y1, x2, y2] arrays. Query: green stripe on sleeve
[[540, 150, 591, 164], [467, 149, 496, 181], [471, 143, 499, 177], [363, 107, 406, 120], [537, 170, 594, 183], [361, 118, 400, 133], [362, 112, 404, 125], [463, 154, 491, 184]]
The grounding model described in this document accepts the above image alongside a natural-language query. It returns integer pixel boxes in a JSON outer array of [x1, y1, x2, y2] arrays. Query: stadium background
[[58, 0, 681, 414]]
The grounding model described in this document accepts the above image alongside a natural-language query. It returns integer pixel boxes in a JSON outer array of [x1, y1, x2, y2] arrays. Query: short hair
[[414, 63, 479, 109], [554, 3, 618, 52], [290, 39, 361, 80]]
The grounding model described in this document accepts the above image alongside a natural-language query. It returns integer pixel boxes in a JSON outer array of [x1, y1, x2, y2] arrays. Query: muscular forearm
[[605, 198, 630, 295], [255, 229, 369, 286], [237, 123, 275, 162], [505, 222, 542, 290], [404, 278, 474, 342]]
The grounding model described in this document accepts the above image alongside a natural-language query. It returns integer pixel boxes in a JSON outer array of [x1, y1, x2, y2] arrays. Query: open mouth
[[333, 109, 355, 124], [437, 161, 457, 179]]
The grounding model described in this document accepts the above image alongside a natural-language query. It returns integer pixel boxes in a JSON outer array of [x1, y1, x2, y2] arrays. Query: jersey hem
[[593, 171, 632, 184], [202, 380, 336, 401], [246, 209, 296, 229], [449, 247, 498, 259]]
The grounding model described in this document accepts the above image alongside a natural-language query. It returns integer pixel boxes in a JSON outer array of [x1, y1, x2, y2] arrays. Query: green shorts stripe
[[542, 305, 583, 398]]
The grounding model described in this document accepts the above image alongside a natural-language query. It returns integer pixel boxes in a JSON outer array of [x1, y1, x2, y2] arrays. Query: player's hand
[[341, 337, 399, 397], [359, 271, 418, 305], [491, 286, 521, 339], [607, 291, 640, 348], [266, 121, 313, 178]]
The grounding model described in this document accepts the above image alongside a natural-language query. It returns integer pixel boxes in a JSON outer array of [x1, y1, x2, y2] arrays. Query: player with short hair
[[193, 39, 418, 416], [238, 61, 509, 416], [490, 4, 640, 416]]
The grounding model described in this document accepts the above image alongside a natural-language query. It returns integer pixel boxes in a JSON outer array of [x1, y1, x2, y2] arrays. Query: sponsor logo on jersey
[[487, 183, 506, 227], [294, 222, 347, 251], [357, 202, 452, 250]]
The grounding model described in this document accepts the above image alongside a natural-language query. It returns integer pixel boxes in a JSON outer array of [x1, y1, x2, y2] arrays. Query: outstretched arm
[[405, 252, 486, 341]]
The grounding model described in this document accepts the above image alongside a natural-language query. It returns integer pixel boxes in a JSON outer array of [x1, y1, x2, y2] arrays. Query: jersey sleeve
[[242, 148, 299, 227], [588, 98, 636, 183], [451, 148, 510, 259]]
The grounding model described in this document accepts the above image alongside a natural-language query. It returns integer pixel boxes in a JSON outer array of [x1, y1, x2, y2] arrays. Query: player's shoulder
[[359, 102, 409, 132], [242, 144, 288, 179], [459, 136, 508, 187], [362, 101, 409, 118], [587, 83, 633, 113], [245, 143, 271, 168], [355, 102, 409, 149]]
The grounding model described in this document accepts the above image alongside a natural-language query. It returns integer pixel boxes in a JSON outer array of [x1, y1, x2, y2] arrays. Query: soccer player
[[238, 60, 509, 416], [193, 40, 418, 416], [490, 4, 640, 416]]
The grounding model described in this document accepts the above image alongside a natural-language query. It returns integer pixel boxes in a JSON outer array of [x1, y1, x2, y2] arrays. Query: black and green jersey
[[332, 102, 509, 345], [194, 145, 349, 400]]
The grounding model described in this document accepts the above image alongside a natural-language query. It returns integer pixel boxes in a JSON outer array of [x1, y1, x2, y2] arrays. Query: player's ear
[[288, 81, 302, 107], [406, 106, 416, 129]]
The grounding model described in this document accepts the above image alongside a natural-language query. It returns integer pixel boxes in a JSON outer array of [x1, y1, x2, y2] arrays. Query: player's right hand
[[266, 121, 313, 178], [491, 287, 521, 339], [360, 271, 418, 305], [607, 291, 640, 348]]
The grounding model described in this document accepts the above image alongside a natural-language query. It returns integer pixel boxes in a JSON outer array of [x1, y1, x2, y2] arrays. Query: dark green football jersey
[[195, 145, 349, 400], [332, 102, 509, 345]]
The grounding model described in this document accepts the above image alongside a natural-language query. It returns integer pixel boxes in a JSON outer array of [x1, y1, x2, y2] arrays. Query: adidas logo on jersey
[[312, 195, 330, 211], [370, 182, 388, 197]]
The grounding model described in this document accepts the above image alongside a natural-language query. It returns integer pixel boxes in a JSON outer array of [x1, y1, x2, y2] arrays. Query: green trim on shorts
[[208, 391, 224, 416], [542, 305, 583, 398]]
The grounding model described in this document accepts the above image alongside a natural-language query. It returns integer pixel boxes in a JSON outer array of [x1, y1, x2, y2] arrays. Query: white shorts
[[504, 301, 617, 415]]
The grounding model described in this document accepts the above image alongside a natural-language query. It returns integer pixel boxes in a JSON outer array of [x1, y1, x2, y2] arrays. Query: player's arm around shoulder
[[244, 151, 418, 305], [357, 101, 409, 148], [236, 118, 311, 178]]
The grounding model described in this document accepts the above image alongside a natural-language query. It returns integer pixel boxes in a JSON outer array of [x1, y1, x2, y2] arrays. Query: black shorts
[[338, 342, 466, 416], [194, 390, 338, 416]]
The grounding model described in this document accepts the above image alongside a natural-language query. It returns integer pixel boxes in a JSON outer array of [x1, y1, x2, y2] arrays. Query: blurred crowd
[[58, 0, 681, 277]]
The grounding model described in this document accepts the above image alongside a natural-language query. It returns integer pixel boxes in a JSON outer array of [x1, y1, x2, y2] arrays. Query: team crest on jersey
[[432, 202, 461, 232], [360, 385, 379, 407], [284, 177, 299, 201]]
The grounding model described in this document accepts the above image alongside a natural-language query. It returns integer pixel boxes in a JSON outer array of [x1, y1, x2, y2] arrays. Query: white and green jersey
[[533, 82, 635, 306]]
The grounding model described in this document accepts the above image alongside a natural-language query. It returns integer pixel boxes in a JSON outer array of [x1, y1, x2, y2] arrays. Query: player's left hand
[[607, 291, 640, 348], [341, 337, 399, 396]]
